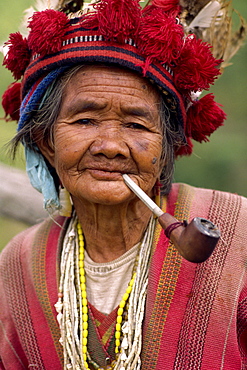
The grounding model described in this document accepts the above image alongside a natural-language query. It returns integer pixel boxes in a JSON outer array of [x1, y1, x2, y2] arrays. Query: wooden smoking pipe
[[123, 174, 220, 263]]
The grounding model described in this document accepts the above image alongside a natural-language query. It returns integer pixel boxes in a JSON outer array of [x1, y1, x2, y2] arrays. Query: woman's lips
[[86, 168, 125, 180]]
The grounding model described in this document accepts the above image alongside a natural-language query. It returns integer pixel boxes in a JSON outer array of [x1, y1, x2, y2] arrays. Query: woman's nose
[[89, 127, 130, 159]]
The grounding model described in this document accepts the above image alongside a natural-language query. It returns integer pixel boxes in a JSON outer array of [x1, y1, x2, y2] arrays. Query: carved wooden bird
[[179, 0, 246, 67], [57, 0, 85, 13]]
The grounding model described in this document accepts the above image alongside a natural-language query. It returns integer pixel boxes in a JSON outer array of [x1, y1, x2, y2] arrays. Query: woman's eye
[[127, 122, 148, 131], [75, 119, 92, 125]]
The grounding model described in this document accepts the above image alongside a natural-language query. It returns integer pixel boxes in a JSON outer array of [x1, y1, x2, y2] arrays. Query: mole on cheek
[[152, 157, 157, 164]]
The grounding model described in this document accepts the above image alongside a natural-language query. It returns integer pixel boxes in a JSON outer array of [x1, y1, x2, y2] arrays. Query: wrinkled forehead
[[61, 64, 162, 102], [58, 64, 163, 128]]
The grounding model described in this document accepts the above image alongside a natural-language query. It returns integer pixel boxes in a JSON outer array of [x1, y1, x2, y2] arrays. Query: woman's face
[[43, 65, 164, 205]]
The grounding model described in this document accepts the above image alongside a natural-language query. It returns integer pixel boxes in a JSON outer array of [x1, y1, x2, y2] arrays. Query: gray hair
[[12, 65, 185, 195]]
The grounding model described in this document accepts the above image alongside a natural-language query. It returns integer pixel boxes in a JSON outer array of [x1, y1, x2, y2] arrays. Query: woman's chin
[[72, 180, 135, 206]]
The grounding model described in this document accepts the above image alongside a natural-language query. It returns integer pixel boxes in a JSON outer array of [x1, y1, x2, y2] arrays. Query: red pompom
[[28, 9, 68, 56], [2, 82, 21, 121], [175, 137, 193, 156], [186, 93, 226, 142], [174, 36, 222, 92], [139, 7, 183, 69], [83, 0, 142, 43], [3, 32, 30, 80], [151, 0, 180, 15]]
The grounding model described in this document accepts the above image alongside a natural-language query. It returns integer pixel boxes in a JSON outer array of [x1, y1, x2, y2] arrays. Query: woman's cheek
[[53, 134, 80, 167], [133, 136, 162, 174]]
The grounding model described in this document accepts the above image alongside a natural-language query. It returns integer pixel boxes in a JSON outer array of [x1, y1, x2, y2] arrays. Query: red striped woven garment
[[1, 184, 247, 369]]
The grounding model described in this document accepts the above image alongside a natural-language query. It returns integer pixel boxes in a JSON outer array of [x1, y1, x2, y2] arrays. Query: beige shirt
[[84, 244, 139, 314]]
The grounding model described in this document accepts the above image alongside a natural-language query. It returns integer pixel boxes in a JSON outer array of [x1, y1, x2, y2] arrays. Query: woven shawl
[[1, 183, 247, 369]]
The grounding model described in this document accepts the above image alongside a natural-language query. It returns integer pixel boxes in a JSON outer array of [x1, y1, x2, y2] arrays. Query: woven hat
[[2, 0, 245, 155]]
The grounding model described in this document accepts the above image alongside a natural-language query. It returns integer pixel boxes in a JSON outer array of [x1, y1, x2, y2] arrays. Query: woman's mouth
[[86, 168, 124, 180]]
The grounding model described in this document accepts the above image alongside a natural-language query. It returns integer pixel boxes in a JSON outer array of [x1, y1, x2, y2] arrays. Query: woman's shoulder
[[0, 215, 68, 265], [169, 182, 247, 242], [171, 182, 247, 207]]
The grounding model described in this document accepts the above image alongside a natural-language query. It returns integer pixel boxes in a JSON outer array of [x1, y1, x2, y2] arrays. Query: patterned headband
[[3, 0, 243, 155]]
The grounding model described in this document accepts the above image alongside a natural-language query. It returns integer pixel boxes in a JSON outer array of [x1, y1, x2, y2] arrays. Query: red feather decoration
[[3, 32, 30, 80], [2, 82, 21, 122], [186, 93, 226, 142], [28, 9, 68, 56], [174, 35, 222, 92]]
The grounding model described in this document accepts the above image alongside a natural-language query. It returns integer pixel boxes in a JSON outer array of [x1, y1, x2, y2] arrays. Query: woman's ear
[[36, 136, 56, 168]]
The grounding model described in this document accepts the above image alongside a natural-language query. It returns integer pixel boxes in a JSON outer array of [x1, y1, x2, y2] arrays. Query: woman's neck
[[72, 197, 153, 263]]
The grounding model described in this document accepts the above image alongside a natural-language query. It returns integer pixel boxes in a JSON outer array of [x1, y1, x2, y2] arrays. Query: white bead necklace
[[55, 213, 156, 370]]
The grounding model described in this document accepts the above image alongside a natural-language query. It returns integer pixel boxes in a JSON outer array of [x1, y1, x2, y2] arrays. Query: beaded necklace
[[55, 213, 156, 370], [77, 222, 137, 369]]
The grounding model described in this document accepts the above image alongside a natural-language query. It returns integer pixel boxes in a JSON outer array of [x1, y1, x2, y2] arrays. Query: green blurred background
[[0, 0, 247, 251]]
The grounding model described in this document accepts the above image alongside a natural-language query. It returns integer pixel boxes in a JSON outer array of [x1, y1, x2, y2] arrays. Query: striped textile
[[1, 183, 247, 369], [21, 17, 186, 133], [87, 302, 117, 367], [142, 184, 247, 370]]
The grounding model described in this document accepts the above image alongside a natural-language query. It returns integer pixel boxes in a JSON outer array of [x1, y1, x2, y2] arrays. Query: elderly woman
[[0, 0, 247, 369]]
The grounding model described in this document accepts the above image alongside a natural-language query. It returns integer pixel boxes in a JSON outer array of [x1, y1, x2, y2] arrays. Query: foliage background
[[0, 0, 246, 250]]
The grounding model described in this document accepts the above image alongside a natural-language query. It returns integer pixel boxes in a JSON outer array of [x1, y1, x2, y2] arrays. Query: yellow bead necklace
[[56, 214, 155, 370], [77, 222, 137, 370]]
